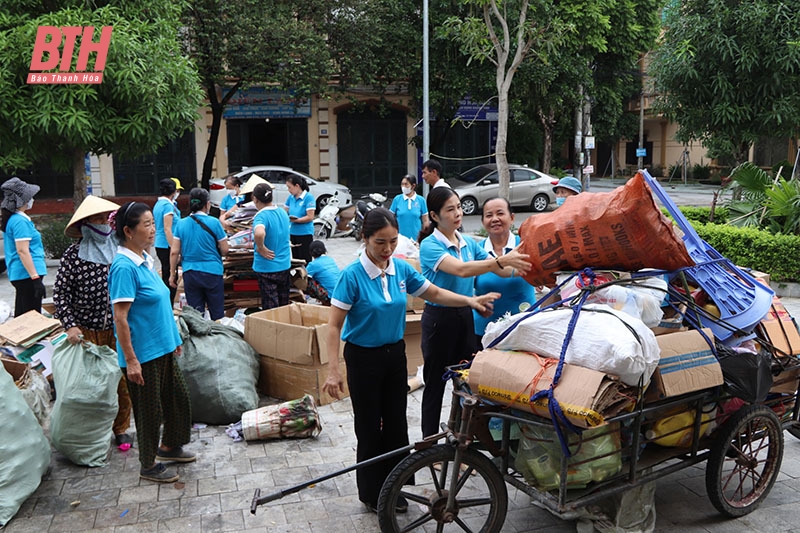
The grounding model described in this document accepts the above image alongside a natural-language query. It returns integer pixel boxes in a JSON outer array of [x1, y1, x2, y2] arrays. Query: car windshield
[[458, 166, 496, 183]]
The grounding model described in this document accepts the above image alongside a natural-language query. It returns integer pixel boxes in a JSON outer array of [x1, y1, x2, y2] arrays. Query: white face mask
[[26, 198, 34, 209], [173, 193, 180, 202], [401, 186, 413, 196], [227, 189, 237, 197]]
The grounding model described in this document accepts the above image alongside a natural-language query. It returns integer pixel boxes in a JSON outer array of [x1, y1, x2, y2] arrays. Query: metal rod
[[250, 442, 416, 514]]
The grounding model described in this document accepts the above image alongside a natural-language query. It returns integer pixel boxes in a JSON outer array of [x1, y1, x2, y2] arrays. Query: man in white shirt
[[422, 159, 450, 189]]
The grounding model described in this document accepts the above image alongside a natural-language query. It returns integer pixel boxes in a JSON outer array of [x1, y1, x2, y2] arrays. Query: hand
[[258, 246, 276, 260], [169, 274, 178, 288], [322, 370, 344, 400], [470, 291, 501, 318], [174, 345, 183, 356], [66, 327, 83, 345], [32, 277, 46, 300], [503, 244, 532, 275], [126, 359, 144, 386]]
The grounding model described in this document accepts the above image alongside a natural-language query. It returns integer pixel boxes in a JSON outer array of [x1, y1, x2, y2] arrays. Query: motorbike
[[350, 192, 387, 240], [313, 192, 356, 239]]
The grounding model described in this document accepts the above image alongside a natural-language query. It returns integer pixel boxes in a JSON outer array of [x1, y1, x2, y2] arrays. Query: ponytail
[[417, 187, 458, 243], [1, 207, 13, 232]]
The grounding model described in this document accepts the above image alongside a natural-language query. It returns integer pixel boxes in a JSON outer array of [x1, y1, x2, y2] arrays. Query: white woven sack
[[482, 303, 659, 386]]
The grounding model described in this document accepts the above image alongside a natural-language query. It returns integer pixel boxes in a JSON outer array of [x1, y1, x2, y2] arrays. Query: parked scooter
[[350, 192, 387, 240], [313, 192, 356, 239]]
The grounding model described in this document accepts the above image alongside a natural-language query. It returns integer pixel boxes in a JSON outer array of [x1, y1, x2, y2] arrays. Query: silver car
[[210, 166, 352, 213], [451, 164, 557, 215]]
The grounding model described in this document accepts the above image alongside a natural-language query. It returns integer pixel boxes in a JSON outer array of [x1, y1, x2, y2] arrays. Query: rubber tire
[[705, 404, 783, 517], [461, 196, 479, 216], [316, 195, 331, 214], [377, 444, 507, 533], [313, 222, 331, 239], [530, 193, 549, 212]]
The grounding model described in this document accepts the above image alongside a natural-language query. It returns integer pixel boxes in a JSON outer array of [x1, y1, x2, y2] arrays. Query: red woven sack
[[518, 172, 694, 286]]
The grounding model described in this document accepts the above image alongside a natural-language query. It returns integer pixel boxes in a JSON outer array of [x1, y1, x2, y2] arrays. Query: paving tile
[[178, 494, 221, 517], [309, 514, 362, 533], [99, 470, 142, 490], [237, 442, 267, 458], [135, 500, 180, 522], [249, 455, 288, 473], [32, 495, 84, 516], [61, 475, 104, 494], [321, 494, 368, 517], [157, 515, 202, 532], [157, 479, 198, 501], [235, 472, 274, 491], [32, 479, 64, 498], [197, 475, 238, 496], [214, 458, 252, 477], [281, 499, 328, 523], [11, 495, 38, 519], [200, 510, 245, 532], [71, 488, 120, 510], [346, 513, 381, 533], [117, 484, 159, 505], [92, 505, 138, 528], [218, 489, 257, 512], [1, 514, 53, 533], [242, 502, 287, 529], [43, 458, 89, 481], [48, 509, 97, 532], [113, 519, 159, 533], [271, 465, 315, 487]]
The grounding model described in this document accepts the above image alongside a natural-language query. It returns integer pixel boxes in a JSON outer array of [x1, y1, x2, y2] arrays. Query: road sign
[[584, 136, 595, 150], [636, 148, 647, 157], [583, 165, 594, 174]]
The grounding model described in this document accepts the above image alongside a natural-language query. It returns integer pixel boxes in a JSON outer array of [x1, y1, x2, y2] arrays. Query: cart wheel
[[377, 444, 507, 533], [705, 404, 783, 517]]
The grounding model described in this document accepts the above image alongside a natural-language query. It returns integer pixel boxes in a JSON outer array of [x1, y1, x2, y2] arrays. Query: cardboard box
[[257, 355, 349, 406], [758, 296, 800, 356], [404, 312, 423, 376], [647, 328, 723, 400], [650, 306, 687, 336], [400, 257, 426, 312], [244, 303, 342, 365], [467, 349, 637, 428], [770, 365, 800, 394]]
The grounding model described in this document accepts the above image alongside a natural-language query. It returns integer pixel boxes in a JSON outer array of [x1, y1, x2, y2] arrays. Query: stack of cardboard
[[0, 311, 62, 348]]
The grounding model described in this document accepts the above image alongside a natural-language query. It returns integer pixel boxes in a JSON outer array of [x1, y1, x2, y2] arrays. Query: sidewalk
[[3, 222, 800, 531]]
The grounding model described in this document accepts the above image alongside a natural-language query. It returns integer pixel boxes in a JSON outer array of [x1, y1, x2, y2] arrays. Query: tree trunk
[[72, 147, 86, 208], [496, 84, 510, 199], [202, 100, 223, 190], [538, 108, 555, 173]]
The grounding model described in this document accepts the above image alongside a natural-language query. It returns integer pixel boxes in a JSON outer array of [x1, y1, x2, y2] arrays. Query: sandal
[[115, 433, 133, 450]]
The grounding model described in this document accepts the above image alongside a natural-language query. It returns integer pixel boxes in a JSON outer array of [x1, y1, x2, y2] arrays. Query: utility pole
[[574, 85, 583, 181], [422, 0, 430, 197]]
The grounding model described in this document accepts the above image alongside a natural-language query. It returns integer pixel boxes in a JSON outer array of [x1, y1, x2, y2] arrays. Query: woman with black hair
[[219, 175, 244, 230], [284, 175, 315, 263], [389, 174, 428, 240], [169, 188, 229, 320], [154, 178, 182, 304], [418, 187, 531, 437], [322, 207, 500, 513], [109, 202, 194, 483], [252, 182, 292, 309], [1, 177, 47, 316]]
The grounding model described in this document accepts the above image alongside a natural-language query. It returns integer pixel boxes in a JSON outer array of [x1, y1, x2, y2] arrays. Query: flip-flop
[[115, 433, 133, 451]]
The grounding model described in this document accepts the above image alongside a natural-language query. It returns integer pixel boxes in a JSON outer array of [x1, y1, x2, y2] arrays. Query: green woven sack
[[0, 364, 51, 526], [50, 339, 120, 467]]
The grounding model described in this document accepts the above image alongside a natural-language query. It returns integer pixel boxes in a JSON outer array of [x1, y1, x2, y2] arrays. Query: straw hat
[[65, 196, 121, 238], [239, 175, 274, 195]]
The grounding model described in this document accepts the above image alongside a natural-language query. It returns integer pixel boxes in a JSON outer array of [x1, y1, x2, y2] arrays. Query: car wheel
[[531, 193, 550, 212], [461, 196, 479, 216], [316, 195, 332, 214]]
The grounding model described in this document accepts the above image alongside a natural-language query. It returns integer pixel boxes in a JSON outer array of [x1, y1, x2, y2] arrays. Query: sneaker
[[156, 447, 196, 463], [140, 463, 179, 483], [396, 495, 408, 514]]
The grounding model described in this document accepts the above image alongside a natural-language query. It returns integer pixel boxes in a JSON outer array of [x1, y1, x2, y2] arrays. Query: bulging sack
[[518, 174, 693, 286]]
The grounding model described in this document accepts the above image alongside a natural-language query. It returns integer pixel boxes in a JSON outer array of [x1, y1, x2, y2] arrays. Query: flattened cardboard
[[257, 355, 349, 406], [648, 328, 722, 400], [0, 310, 61, 347], [770, 365, 800, 394], [404, 312, 423, 376], [759, 296, 800, 356]]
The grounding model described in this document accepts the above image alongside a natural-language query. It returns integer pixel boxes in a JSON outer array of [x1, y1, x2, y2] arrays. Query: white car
[[210, 166, 352, 213]]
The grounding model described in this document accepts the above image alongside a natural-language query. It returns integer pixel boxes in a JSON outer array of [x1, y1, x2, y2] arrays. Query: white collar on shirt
[[116, 245, 155, 270], [483, 232, 516, 257], [14, 211, 31, 221], [256, 205, 279, 214], [297, 190, 308, 200], [432, 179, 451, 189], [360, 251, 396, 280], [432, 227, 467, 250], [192, 211, 208, 217]]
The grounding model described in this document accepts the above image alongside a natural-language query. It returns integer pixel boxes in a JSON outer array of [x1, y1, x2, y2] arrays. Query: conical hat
[[239, 174, 274, 195], [65, 196, 121, 238]]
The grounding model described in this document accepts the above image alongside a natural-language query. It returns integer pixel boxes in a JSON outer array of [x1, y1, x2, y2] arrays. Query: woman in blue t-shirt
[[1, 177, 47, 316], [109, 202, 194, 484], [169, 188, 229, 320], [305, 240, 341, 305], [284, 175, 316, 263], [252, 183, 292, 309], [153, 178, 182, 305], [219, 175, 243, 231], [389, 174, 428, 241], [417, 187, 531, 437], [473, 197, 537, 344], [322, 207, 499, 514]]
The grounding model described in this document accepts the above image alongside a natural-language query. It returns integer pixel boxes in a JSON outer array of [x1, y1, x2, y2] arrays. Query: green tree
[[650, 0, 800, 164], [0, 1, 203, 206]]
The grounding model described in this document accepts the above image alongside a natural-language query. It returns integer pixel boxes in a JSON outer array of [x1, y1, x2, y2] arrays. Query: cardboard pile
[[0, 310, 61, 348]]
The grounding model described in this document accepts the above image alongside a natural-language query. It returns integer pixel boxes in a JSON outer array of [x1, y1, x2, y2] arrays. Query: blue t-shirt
[[252, 206, 291, 273], [473, 234, 537, 335], [109, 248, 182, 368], [332, 255, 430, 348], [173, 212, 227, 276], [390, 194, 428, 241], [4, 212, 47, 282], [220, 193, 242, 212], [419, 229, 488, 305], [285, 191, 316, 236], [153, 197, 176, 249], [306, 255, 341, 293]]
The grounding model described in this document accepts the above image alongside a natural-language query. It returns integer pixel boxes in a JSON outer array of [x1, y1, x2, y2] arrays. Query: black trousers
[[290, 234, 313, 264], [11, 277, 44, 317], [344, 340, 410, 507], [155, 247, 177, 305], [420, 305, 477, 437]]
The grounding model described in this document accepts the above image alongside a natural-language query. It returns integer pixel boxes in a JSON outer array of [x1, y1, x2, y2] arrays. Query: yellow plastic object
[[646, 409, 712, 447]]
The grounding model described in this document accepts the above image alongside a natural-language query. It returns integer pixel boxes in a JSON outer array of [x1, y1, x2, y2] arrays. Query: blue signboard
[[636, 148, 647, 157], [454, 98, 498, 121], [223, 87, 311, 119]]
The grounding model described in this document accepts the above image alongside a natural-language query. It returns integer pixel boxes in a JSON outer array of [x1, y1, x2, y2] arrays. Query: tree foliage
[[726, 161, 800, 235], [0, 0, 203, 206], [650, 0, 800, 164]]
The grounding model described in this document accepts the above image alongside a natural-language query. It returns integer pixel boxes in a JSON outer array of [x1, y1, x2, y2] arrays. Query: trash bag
[[518, 173, 693, 287], [18, 366, 51, 426], [50, 339, 120, 467], [0, 362, 51, 526], [177, 307, 259, 425], [716, 343, 773, 403]]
